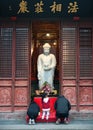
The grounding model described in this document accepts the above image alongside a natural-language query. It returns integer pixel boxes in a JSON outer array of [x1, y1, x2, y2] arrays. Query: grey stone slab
[[0, 120, 93, 130]]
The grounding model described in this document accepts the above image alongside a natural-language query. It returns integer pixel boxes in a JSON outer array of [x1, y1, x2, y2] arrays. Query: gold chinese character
[[50, 1, 62, 13], [68, 1, 79, 13], [17, 0, 29, 14], [34, 1, 44, 13]]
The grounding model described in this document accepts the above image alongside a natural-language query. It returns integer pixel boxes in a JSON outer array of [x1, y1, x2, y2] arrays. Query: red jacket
[[42, 97, 50, 109]]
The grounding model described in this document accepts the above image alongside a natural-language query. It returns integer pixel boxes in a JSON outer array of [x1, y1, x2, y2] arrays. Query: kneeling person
[[54, 95, 71, 124], [27, 96, 40, 125]]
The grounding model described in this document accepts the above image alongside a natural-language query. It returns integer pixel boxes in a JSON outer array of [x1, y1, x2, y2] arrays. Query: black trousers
[[56, 112, 69, 119], [28, 113, 38, 120]]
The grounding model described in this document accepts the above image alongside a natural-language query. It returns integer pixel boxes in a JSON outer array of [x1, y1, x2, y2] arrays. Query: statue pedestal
[[35, 89, 58, 96]]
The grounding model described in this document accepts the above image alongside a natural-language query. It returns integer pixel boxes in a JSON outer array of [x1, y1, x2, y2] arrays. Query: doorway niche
[[31, 21, 60, 96]]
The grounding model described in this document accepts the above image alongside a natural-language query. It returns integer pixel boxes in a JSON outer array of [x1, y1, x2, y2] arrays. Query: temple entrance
[[0, 19, 93, 113], [31, 21, 60, 96], [30, 20, 93, 112]]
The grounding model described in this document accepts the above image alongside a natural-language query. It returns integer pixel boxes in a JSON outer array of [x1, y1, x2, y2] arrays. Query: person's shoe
[[42, 115, 44, 119], [64, 118, 69, 124], [56, 118, 61, 125], [28, 119, 31, 125], [31, 119, 35, 125], [46, 115, 49, 120]]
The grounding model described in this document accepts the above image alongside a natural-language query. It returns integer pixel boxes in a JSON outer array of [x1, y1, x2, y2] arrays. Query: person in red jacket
[[42, 93, 50, 120]]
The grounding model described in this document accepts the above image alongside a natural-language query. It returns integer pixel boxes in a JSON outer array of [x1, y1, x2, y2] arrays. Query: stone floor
[[0, 119, 93, 130]]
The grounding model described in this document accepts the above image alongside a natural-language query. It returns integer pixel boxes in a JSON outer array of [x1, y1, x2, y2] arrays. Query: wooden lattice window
[[79, 28, 92, 77], [62, 28, 76, 77], [15, 28, 29, 78], [0, 28, 12, 77]]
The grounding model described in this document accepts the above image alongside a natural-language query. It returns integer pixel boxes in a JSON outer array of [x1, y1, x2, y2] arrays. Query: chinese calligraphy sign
[[68, 2, 79, 13], [17, 0, 79, 15], [17, 0, 29, 14], [0, 0, 92, 17]]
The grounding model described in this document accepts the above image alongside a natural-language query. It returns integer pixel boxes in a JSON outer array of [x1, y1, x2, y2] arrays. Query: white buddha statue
[[37, 43, 56, 90]]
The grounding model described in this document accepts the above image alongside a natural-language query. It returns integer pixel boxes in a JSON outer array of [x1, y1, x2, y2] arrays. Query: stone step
[[0, 120, 93, 130], [1, 112, 93, 120]]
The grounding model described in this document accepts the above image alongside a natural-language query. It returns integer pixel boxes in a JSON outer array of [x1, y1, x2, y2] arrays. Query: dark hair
[[42, 93, 48, 102], [31, 95, 34, 102]]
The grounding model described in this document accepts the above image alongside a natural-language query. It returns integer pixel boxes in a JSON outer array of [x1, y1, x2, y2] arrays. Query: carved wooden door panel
[[61, 27, 78, 111], [61, 25, 93, 112], [0, 27, 13, 112], [0, 23, 30, 112], [14, 27, 30, 111], [78, 28, 93, 111]]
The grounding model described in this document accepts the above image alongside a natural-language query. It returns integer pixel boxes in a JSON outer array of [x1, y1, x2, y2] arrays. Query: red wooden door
[[78, 27, 93, 111], [60, 22, 93, 112], [0, 22, 30, 112]]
